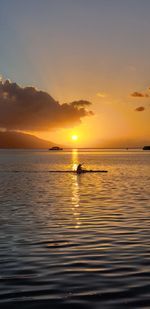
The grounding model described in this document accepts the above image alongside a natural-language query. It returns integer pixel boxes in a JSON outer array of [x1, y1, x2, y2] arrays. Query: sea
[[0, 149, 149, 309]]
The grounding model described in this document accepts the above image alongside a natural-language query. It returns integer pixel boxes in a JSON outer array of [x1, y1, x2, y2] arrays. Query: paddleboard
[[48, 170, 108, 173]]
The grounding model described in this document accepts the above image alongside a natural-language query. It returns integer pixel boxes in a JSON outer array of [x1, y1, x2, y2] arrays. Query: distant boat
[[49, 146, 63, 151], [143, 146, 150, 150]]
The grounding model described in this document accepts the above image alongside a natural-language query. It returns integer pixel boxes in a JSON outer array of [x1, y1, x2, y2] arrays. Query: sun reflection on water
[[71, 149, 81, 229], [71, 148, 78, 171]]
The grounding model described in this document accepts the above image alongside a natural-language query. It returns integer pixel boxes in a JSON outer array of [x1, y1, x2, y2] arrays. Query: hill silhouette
[[0, 131, 55, 148]]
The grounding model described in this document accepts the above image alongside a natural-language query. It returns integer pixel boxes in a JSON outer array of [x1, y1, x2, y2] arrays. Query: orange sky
[[0, 1, 150, 147]]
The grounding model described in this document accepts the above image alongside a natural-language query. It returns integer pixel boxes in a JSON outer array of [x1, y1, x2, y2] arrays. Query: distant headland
[[143, 146, 150, 150], [0, 131, 54, 149]]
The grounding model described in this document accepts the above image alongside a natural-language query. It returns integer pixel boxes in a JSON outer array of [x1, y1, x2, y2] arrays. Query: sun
[[71, 134, 78, 141]]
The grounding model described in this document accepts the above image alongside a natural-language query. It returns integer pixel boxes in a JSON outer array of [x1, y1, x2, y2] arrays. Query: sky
[[0, 0, 150, 147]]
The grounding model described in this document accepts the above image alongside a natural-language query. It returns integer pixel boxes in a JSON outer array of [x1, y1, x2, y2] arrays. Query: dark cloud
[[70, 100, 92, 108], [0, 80, 93, 131], [135, 106, 145, 112], [131, 91, 149, 98]]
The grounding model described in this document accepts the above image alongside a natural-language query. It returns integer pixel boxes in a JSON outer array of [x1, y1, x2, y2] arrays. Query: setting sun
[[71, 134, 78, 141]]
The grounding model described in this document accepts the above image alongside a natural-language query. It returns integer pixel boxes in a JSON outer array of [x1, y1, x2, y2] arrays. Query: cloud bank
[[0, 80, 93, 131]]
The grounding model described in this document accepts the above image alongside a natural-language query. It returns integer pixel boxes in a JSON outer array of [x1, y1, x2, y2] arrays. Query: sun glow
[[71, 134, 78, 141]]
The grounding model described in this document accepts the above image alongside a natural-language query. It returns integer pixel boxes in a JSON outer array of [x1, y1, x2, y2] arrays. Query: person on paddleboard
[[76, 164, 107, 174], [76, 163, 84, 174]]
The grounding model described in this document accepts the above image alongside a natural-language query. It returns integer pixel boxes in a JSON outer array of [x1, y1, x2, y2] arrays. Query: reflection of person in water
[[76, 164, 83, 174]]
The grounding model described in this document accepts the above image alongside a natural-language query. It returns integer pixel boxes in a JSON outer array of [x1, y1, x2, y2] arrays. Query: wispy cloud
[[0, 79, 93, 132], [135, 106, 145, 112], [96, 92, 107, 98], [69, 100, 92, 108], [131, 91, 149, 98]]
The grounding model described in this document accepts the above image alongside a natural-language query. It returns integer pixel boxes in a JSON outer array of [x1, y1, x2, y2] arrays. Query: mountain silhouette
[[0, 131, 55, 148]]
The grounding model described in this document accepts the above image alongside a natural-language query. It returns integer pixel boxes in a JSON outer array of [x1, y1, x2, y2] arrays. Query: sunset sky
[[0, 0, 150, 147]]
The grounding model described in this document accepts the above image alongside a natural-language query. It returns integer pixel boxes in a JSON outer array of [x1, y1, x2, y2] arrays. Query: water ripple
[[0, 150, 149, 308]]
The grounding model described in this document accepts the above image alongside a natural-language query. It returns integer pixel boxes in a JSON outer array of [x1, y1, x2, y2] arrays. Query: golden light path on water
[[71, 149, 81, 229]]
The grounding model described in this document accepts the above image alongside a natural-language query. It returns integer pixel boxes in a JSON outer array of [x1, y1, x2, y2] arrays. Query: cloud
[[96, 92, 107, 98], [0, 80, 93, 131], [69, 100, 92, 108], [135, 106, 145, 112], [131, 91, 149, 98]]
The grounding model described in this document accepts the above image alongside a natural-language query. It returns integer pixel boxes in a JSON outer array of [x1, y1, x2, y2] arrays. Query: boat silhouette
[[49, 146, 63, 151]]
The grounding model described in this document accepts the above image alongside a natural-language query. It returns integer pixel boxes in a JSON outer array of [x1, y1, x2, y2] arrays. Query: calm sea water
[[0, 149, 149, 309]]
